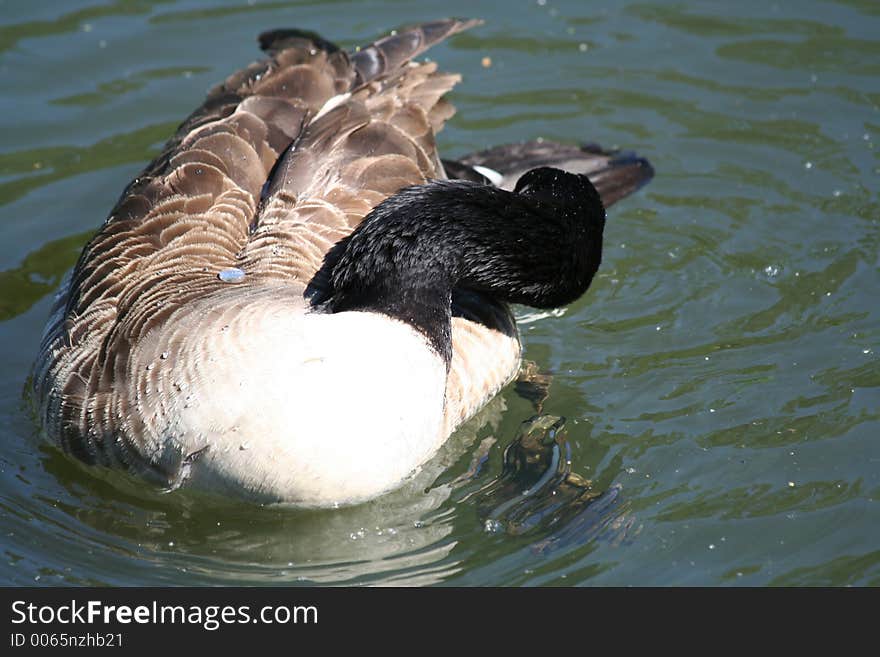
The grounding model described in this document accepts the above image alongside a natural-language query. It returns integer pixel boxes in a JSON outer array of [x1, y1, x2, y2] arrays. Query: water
[[1, 0, 878, 586]]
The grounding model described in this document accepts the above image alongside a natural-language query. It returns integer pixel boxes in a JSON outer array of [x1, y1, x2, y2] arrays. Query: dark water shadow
[[455, 414, 638, 556]]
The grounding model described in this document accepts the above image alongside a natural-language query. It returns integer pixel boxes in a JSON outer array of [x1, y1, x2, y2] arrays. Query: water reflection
[[51, 67, 211, 108], [0, 232, 91, 321], [0, 122, 177, 207], [0, 0, 163, 54], [461, 416, 629, 547], [26, 397, 632, 585], [34, 402, 510, 586]]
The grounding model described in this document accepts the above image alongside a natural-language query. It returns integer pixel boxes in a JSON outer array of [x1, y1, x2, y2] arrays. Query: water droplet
[[218, 268, 245, 283]]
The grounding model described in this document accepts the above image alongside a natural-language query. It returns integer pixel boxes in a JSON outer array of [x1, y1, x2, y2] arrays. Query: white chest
[[156, 306, 448, 506]]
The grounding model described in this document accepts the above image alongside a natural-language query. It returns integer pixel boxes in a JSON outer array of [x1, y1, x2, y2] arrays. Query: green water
[[1, 0, 878, 586]]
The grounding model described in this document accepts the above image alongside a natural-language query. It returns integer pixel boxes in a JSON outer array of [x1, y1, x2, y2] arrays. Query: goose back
[[33, 20, 521, 496]]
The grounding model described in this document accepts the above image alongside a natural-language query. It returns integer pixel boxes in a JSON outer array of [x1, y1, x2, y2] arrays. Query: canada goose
[[33, 19, 653, 507]]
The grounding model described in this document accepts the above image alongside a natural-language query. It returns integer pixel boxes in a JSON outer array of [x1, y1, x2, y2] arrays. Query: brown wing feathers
[[245, 20, 478, 286], [35, 20, 479, 468]]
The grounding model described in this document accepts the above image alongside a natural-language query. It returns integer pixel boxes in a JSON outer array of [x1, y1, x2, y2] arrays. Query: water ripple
[[1, 0, 879, 586]]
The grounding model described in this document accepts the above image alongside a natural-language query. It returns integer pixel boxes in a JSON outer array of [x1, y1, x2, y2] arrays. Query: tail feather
[[585, 148, 655, 208], [352, 18, 482, 87], [451, 140, 654, 209]]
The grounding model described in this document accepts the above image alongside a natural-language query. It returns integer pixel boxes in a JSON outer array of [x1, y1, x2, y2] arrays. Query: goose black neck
[[311, 167, 606, 365]]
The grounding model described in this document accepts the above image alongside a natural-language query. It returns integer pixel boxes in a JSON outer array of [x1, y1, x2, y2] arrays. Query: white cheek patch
[[472, 165, 504, 187]]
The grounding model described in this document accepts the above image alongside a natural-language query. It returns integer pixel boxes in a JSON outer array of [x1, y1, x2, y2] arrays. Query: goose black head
[[309, 167, 607, 363]]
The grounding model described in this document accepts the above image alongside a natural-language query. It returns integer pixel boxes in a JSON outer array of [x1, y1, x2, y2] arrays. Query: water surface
[[1, 0, 878, 586]]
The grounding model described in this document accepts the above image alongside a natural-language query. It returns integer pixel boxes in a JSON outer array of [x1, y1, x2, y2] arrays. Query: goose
[[32, 19, 653, 507]]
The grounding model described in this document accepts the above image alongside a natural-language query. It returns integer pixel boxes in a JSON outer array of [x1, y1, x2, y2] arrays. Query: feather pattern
[[34, 19, 519, 486]]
